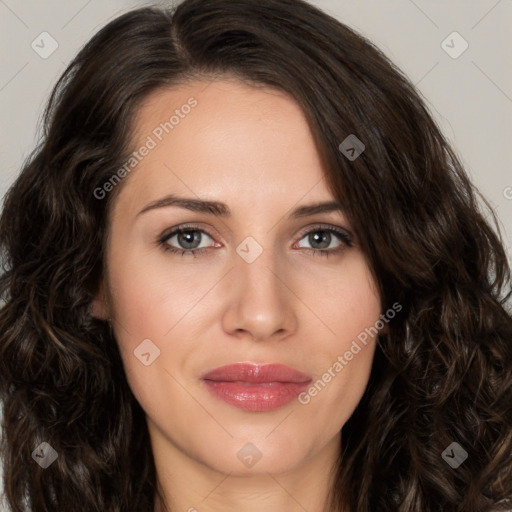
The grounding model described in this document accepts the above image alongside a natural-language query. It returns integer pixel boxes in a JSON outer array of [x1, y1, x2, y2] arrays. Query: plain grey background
[[0, 1, 511, 509]]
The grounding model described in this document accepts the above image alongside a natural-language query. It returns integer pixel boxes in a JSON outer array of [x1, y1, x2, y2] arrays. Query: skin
[[92, 78, 383, 512]]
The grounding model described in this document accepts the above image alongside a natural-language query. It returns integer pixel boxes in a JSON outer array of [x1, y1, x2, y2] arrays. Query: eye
[[158, 224, 216, 257], [295, 225, 353, 257]]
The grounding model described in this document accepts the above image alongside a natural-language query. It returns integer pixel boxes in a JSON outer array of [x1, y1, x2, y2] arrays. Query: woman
[[0, 0, 511, 511]]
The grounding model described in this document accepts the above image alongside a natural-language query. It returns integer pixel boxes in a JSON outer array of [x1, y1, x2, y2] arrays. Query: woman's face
[[93, 78, 383, 476]]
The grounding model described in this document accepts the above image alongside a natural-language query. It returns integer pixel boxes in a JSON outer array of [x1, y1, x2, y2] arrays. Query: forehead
[[111, 78, 334, 220]]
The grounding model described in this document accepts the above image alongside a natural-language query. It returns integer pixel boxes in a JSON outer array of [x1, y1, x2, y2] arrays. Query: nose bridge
[[223, 234, 297, 341], [236, 234, 286, 302]]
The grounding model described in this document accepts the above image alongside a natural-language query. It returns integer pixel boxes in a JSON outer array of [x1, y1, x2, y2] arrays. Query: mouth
[[200, 363, 312, 412]]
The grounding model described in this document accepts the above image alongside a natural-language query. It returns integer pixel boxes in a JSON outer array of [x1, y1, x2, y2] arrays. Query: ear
[[90, 279, 110, 320]]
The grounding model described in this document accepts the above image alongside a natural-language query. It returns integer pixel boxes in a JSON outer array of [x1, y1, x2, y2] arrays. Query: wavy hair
[[1, 0, 511, 510]]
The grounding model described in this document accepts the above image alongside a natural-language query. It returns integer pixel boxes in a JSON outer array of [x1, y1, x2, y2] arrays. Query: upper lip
[[200, 363, 312, 383]]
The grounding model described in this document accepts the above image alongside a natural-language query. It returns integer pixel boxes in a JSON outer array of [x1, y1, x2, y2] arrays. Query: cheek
[[301, 259, 381, 416], [105, 244, 197, 343], [321, 258, 381, 345], [103, 246, 209, 394], [104, 259, 188, 414]]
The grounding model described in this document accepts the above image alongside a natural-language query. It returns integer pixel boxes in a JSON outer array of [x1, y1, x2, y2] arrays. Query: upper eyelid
[[160, 223, 219, 243]]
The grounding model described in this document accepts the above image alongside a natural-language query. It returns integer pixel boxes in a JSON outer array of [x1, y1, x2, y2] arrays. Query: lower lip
[[202, 380, 311, 412]]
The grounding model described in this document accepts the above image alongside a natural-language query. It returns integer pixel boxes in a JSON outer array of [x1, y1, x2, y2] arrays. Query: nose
[[221, 244, 298, 343]]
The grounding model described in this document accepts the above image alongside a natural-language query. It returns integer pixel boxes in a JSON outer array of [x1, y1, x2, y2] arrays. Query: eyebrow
[[136, 194, 345, 219]]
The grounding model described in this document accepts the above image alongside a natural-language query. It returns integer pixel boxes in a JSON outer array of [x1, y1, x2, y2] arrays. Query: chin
[[191, 433, 315, 477]]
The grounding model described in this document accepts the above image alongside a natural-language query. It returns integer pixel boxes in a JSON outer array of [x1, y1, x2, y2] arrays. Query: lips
[[200, 363, 312, 412], [201, 363, 312, 383]]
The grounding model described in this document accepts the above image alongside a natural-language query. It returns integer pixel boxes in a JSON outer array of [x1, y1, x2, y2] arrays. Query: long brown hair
[[1, 1, 511, 511]]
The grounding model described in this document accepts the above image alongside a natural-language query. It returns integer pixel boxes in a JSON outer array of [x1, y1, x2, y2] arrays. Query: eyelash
[[157, 223, 354, 258]]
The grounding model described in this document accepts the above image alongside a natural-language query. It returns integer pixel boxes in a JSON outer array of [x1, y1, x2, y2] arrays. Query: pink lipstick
[[200, 363, 312, 412]]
